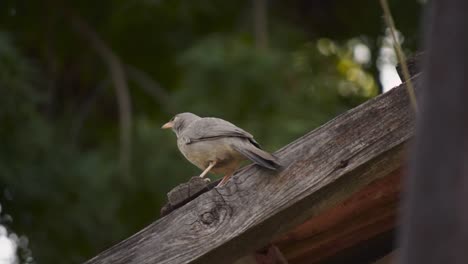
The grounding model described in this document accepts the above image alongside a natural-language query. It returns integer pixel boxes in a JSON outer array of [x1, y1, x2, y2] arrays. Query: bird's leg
[[199, 161, 216, 178], [217, 171, 234, 187]]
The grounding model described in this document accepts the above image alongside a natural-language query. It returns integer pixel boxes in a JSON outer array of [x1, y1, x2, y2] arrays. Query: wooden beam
[[275, 168, 402, 263], [84, 77, 417, 264], [316, 230, 395, 264]]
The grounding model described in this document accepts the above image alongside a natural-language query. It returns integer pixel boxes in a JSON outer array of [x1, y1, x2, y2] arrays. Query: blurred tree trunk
[[400, 0, 468, 263], [253, 0, 268, 50], [66, 9, 133, 183]]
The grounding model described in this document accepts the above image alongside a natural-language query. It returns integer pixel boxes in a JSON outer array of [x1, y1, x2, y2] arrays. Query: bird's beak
[[161, 121, 173, 129]]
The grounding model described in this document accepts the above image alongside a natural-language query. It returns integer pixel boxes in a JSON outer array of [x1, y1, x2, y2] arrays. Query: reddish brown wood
[[254, 245, 288, 264], [274, 168, 403, 263]]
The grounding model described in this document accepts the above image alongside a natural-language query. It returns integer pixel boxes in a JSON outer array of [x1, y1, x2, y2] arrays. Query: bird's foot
[[216, 172, 233, 187]]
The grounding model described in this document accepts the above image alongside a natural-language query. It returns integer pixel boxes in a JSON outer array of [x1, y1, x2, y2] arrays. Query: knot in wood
[[199, 204, 232, 226], [200, 212, 216, 225]]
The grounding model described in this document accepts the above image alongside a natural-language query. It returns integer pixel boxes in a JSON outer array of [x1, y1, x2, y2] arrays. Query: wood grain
[[275, 168, 402, 263], [84, 77, 417, 264]]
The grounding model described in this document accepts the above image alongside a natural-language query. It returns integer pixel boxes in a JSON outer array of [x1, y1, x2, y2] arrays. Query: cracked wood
[[84, 77, 417, 264]]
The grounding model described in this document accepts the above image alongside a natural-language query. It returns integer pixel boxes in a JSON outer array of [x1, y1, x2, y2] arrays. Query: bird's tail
[[232, 144, 281, 171]]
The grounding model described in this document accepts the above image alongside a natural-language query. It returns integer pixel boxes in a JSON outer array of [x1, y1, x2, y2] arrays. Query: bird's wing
[[183, 117, 261, 147]]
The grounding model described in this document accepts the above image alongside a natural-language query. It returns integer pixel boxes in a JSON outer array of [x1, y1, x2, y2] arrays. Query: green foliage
[[0, 1, 420, 263], [174, 34, 375, 147], [0, 32, 125, 263]]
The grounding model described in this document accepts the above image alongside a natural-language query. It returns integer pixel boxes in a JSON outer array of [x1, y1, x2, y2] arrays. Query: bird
[[162, 112, 281, 186]]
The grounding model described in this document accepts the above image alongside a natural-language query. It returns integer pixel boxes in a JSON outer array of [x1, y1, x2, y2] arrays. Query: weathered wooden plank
[[160, 176, 220, 216], [84, 77, 417, 264], [312, 229, 395, 264], [275, 168, 401, 263], [289, 210, 395, 264]]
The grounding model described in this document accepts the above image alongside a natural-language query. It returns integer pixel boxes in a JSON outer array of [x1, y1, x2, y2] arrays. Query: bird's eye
[[170, 116, 176, 122]]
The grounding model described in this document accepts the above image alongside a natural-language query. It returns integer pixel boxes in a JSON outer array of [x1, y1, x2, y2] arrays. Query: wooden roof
[[84, 74, 417, 264]]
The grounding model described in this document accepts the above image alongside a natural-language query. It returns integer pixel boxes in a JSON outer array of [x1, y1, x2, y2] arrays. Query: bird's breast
[[177, 137, 244, 172]]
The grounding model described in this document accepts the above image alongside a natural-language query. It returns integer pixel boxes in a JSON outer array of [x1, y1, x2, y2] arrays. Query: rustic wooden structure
[[84, 64, 419, 263], [399, 1, 468, 263]]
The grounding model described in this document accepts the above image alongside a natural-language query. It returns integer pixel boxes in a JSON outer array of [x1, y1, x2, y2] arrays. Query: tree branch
[[71, 79, 109, 144], [65, 9, 132, 181], [125, 64, 173, 114], [253, 0, 268, 50]]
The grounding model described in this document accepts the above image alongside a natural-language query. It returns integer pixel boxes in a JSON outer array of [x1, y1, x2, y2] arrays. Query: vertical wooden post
[[399, 1, 468, 263]]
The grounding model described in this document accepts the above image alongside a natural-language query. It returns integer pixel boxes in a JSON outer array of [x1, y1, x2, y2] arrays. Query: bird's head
[[162, 112, 201, 136]]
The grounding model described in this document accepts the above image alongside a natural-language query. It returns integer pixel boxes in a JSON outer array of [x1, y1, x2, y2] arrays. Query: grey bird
[[162, 112, 281, 186]]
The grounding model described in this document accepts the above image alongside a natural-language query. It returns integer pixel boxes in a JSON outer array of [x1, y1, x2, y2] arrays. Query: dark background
[[0, 0, 422, 263]]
